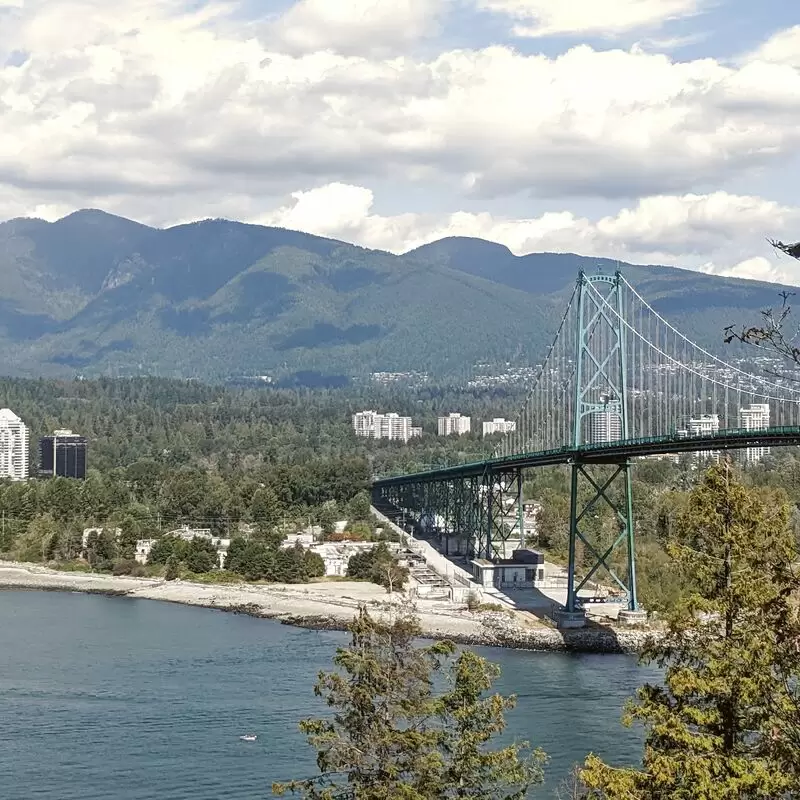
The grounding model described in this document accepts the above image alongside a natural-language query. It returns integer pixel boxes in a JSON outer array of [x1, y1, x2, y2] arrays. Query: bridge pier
[[555, 609, 587, 629], [483, 468, 524, 561], [566, 459, 639, 615], [617, 609, 648, 626]]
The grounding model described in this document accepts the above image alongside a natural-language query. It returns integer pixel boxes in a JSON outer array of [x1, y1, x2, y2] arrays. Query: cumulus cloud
[[258, 184, 800, 284], [746, 25, 800, 68], [268, 0, 447, 56], [476, 0, 706, 38], [0, 1, 799, 209], [2, 2, 800, 288]]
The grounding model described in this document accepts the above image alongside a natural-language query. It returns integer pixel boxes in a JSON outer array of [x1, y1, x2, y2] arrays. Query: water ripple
[[0, 591, 652, 799]]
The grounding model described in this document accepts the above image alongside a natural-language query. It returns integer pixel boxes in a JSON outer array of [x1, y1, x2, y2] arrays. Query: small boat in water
[[240, 734, 258, 742]]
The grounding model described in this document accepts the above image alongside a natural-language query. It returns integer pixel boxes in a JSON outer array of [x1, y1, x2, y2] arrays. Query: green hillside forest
[[0, 209, 789, 380]]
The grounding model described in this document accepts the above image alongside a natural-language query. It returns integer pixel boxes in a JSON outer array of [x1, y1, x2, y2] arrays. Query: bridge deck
[[373, 426, 800, 487]]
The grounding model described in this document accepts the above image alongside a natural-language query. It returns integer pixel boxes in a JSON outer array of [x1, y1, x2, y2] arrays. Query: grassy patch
[[182, 570, 246, 584], [47, 560, 93, 573], [476, 602, 508, 613]]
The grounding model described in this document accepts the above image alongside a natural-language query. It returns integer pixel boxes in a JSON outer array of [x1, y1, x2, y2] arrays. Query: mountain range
[[0, 209, 788, 381]]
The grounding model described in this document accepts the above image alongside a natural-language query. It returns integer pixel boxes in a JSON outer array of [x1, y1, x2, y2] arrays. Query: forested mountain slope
[[0, 211, 786, 379]]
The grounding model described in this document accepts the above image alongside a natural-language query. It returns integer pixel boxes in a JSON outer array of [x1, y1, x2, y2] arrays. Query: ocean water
[[0, 591, 655, 799]]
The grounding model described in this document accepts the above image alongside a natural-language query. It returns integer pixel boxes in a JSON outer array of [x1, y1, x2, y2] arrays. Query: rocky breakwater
[[460, 612, 657, 654], [280, 609, 657, 654]]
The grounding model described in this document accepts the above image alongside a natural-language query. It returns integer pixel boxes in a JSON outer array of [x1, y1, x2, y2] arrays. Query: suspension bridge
[[373, 270, 800, 626]]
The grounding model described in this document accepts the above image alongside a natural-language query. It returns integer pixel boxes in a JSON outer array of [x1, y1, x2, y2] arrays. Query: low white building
[[282, 533, 316, 549], [310, 541, 400, 577], [211, 537, 231, 568], [167, 525, 212, 541], [522, 502, 542, 538], [134, 538, 157, 564], [136, 531, 230, 567], [471, 549, 546, 589]]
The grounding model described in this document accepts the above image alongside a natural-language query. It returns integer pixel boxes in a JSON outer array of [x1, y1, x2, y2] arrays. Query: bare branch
[[724, 239, 800, 373], [770, 239, 800, 260]]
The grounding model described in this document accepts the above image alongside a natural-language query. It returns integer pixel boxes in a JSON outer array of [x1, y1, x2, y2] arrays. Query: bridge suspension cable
[[494, 282, 579, 459], [493, 271, 800, 460]]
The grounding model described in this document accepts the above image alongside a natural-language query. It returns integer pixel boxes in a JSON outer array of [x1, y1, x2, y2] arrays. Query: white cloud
[[1, 1, 800, 283], [746, 25, 800, 69], [3, 14, 800, 206], [258, 184, 800, 284], [476, 0, 706, 38], [268, 0, 446, 56], [711, 256, 786, 282]]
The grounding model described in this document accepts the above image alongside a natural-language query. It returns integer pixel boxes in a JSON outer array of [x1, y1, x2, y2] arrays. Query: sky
[[1, 0, 799, 282]]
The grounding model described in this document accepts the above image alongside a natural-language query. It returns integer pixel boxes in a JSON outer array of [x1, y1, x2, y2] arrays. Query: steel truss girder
[[375, 467, 525, 564], [483, 468, 523, 561], [567, 459, 638, 612]]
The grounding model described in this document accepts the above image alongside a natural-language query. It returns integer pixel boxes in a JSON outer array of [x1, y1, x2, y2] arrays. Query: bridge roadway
[[372, 426, 800, 488]]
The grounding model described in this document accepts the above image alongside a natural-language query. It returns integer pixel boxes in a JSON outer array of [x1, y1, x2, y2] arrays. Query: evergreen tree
[[346, 490, 372, 521], [164, 554, 180, 581], [251, 486, 281, 531], [347, 542, 409, 591], [148, 535, 177, 564], [274, 607, 544, 799], [185, 538, 217, 573], [582, 461, 800, 798]]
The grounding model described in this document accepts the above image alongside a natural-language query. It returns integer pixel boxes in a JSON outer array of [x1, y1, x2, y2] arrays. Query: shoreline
[[0, 562, 653, 654]]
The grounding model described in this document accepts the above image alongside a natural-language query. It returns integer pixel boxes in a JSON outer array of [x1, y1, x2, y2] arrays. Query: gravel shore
[[0, 561, 653, 654]]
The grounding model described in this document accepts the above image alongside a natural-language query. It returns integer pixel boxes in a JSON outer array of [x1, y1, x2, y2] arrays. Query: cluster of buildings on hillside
[[370, 371, 430, 386], [0, 408, 87, 482], [352, 410, 517, 443], [355, 400, 774, 464]]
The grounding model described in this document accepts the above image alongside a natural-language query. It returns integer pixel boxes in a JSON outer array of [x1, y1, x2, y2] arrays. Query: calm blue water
[[0, 591, 654, 798]]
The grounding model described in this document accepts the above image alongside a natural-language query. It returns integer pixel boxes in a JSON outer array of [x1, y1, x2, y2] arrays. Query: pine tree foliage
[[273, 607, 545, 799], [582, 461, 800, 798]]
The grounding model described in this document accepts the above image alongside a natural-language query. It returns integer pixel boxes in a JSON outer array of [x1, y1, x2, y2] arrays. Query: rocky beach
[[0, 561, 654, 654]]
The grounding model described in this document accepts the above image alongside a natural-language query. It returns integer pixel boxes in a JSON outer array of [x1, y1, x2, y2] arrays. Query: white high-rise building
[[0, 408, 29, 482], [352, 410, 419, 442], [739, 403, 770, 464], [438, 413, 471, 436], [482, 418, 516, 437], [686, 413, 720, 461], [353, 410, 378, 438], [688, 413, 720, 437], [588, 411, 622, 444]]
